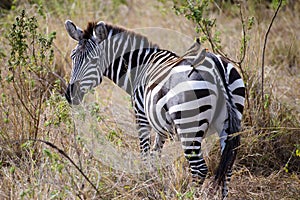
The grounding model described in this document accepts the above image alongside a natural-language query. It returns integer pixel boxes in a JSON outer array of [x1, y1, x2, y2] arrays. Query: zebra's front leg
[[137, 122, 156, 179], [147, 133, 166, 171], [151, 133, 166, 156], [137, 122, 151, 161]]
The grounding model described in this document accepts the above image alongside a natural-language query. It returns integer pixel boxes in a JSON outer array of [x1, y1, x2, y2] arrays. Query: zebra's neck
[[101, 25, 177, 94]]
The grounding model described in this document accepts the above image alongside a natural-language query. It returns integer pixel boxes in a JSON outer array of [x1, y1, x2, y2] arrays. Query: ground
[[0, 0, 299, 199]]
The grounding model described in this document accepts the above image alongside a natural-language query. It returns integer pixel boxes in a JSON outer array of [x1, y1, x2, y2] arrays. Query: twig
[[238, 4, 247, 65], [0, 139, 100, 195], [39, 139, 100, 193], [11, 79, 36, 122], [259, 127, 300, 131], [261, 0, 283, 118], [238, 3, 252, 126], [199, 22, 242, 66]]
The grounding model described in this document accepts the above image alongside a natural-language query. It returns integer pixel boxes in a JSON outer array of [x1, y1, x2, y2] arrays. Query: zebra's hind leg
[[177, 125, 208, 185], [221, 168, 232, 199]]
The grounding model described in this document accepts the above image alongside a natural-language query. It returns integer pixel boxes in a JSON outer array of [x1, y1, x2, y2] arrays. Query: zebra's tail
[[215, 102, 241, 185]]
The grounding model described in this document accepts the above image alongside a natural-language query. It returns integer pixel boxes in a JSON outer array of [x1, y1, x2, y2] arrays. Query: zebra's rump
[[144, 61, 221, 137]]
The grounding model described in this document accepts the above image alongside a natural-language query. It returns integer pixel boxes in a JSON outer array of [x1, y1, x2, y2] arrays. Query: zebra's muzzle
[[65, 81, 84, 105]]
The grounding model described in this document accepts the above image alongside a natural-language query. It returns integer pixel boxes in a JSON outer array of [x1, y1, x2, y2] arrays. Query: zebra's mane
[[83, 22, 97, 39], [83, 21, 159, 48]]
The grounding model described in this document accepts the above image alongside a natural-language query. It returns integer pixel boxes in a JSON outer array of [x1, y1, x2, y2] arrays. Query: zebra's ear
[[65, 20, 83, 41], [94, 21, 108, 42]]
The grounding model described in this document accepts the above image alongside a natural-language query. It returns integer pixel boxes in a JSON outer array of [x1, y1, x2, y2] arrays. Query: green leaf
[[10, 166, 15, 174], [43, 148, 52, 159], [296, 149, 300, 157], [283, 163, 288, 173], [21, 141, 33, 148], [247, 16, 255, 30], [44, 120, 52, 127], [264, 94, 270, 109], [5, 74, 14, 83], [3, 118, 9, 123], [56, 163, 64, 173]]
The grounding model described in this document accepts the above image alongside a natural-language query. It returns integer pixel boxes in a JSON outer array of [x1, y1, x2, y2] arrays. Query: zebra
[[64, 20, 245, 199]]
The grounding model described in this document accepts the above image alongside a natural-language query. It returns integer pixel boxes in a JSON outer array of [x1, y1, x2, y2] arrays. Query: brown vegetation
[[0, 0, 299, 199]]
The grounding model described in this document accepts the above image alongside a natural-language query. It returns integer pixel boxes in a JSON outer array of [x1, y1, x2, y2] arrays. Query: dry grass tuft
[[0, 0, 299, 199]]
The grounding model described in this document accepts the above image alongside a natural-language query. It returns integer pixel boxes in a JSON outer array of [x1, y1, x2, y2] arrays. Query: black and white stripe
[[65, 20, 245, 199]]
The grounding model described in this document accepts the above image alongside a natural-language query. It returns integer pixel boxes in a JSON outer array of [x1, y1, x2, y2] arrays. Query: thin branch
[[239, 4, 247, 65], [53, 42, 72, 69], [38, 139, 100, 194], [199, 22, 240, 65], [237, 3, 252, 126], [261, 0, 283, 118], [1, 138, 100, 195], [11, 79, 36, 121]]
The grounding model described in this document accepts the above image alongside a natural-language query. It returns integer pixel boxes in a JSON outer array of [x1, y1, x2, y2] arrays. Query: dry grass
[[0, 0, 299, 199]]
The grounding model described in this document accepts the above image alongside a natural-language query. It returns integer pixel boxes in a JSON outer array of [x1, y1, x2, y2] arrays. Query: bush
[[171, 0, 300, 175], [0, 8, 71, 169]]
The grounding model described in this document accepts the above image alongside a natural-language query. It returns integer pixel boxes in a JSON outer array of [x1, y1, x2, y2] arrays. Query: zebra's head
[[65, 20, 108, 105]]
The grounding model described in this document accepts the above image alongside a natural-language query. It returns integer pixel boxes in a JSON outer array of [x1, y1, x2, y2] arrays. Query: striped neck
[[100, 25, 163, 94]]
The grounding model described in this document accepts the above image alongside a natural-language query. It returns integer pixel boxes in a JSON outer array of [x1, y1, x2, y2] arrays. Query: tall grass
[[0, 0, 299, 199]]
